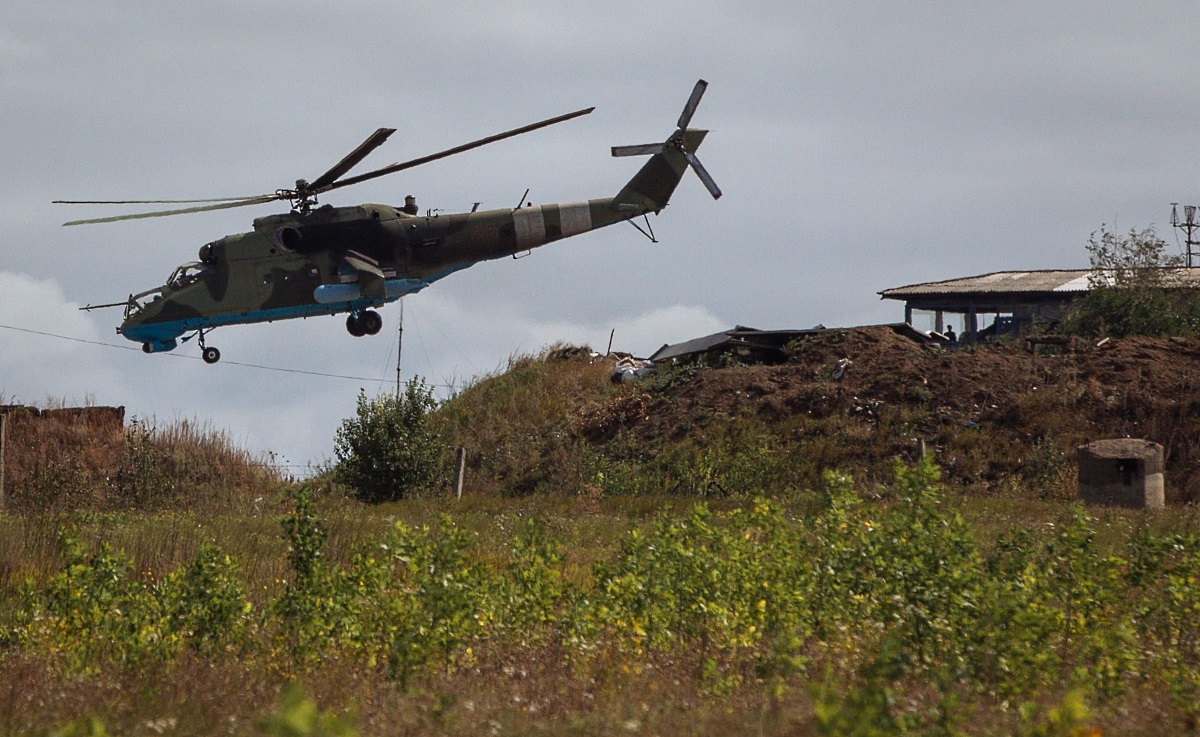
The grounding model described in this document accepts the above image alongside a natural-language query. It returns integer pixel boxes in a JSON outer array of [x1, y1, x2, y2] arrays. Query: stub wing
[[343, 250, 387, 300]]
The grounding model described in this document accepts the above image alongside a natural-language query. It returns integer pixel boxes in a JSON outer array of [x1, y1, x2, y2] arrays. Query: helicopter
[[58, 80, 720, 364]]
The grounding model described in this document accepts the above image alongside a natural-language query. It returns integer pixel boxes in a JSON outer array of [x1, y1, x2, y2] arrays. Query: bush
[[334, 379, 445, 503]]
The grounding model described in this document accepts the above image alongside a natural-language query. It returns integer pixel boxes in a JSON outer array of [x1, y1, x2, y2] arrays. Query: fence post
[[0, 413, 7, 510], [453, 446, 466, 500]]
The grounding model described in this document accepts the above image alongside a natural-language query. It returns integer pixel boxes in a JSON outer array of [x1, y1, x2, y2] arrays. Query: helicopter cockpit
[[123, 261, 214, 319], [166, 261, 213, 289]]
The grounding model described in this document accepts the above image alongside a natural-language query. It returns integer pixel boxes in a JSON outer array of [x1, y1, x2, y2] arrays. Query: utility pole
[[395, 298, 404, 396], [1171, 203, 1200, 268]]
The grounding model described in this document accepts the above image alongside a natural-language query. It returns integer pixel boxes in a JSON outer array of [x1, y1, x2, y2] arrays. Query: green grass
[[1, 472, 1198, 736], [6, 346, 1200, 735]]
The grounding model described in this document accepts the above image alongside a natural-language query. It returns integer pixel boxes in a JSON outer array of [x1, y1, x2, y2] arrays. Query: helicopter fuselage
[[66, 81, 718, 362], [118, 195, 638, 352]]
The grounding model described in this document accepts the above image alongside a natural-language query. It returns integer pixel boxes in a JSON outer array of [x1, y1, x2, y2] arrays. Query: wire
[[0, 322, 144, 351], [0, 321, 387, 382], [0, 321, 464, 390]]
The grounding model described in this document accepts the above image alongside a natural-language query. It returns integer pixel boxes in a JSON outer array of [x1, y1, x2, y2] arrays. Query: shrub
[[5, 530, 165, 671], [334, 379, 445, 503], [158, 543, 251, 654]]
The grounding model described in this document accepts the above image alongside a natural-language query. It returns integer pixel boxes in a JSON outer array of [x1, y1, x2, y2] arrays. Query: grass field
[[3, 346, 1200, 735], [1, 466, 1199, 736]]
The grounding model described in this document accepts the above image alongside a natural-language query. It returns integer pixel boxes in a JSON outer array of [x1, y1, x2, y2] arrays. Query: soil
[[581, 327, 1200, 501]]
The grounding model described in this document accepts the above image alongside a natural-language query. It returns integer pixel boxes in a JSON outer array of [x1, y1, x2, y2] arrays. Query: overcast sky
[[4, 2, 1199, 471]]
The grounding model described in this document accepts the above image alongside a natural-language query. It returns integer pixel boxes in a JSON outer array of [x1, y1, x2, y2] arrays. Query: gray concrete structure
[[1077, 439, 1165, 509]]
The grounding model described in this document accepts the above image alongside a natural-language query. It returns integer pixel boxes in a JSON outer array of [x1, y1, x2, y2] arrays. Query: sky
[[4, 2, 1200, 471]]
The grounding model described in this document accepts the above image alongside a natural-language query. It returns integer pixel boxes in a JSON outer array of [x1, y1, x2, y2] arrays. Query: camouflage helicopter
[[59, 80, 720, 364]]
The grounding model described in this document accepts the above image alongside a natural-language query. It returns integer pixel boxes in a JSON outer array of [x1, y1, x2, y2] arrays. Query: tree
[[1084, 225, 1183, 290], [334, 379, 445, 502], [1061, 225, 1200, 338]]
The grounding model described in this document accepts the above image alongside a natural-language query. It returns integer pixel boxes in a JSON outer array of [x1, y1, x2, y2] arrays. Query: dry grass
[[430, 345, 622, 496], [1, 403, 284, 514]]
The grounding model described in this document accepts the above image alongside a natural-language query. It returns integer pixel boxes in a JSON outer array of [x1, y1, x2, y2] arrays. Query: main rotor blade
[[677, 79, 708, 130], [307, 127, 397, 190], [322, 106, 595, 193], [684, 152, 722, 200], [55, 196, 270, 205], [62, 194, 282, 226], [611, 143, 664, 157]]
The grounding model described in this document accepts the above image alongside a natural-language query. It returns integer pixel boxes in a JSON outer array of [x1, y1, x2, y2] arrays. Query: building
[[880, 268, 1200, 340]]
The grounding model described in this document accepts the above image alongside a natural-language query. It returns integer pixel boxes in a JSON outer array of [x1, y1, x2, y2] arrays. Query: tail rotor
[[612, 79, 722, 200]]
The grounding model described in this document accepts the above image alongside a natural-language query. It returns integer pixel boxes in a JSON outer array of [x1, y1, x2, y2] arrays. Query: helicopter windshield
[[166, 261, 213, 289], [123, 262, 214, 319]]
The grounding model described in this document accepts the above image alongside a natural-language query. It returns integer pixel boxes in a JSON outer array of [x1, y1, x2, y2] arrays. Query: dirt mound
[[585, 328, 1200, 501]]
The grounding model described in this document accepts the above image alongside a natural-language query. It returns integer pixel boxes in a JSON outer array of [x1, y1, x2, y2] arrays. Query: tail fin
[[613, 129, 710, 213], [610, 80, 721, 214]]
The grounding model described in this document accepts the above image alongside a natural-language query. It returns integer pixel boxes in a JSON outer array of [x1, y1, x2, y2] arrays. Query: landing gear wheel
[[360, 310, 383, 336], [202, 346, 221, 364], [142, 343, 152, 354], [346, 313, 367, 337]]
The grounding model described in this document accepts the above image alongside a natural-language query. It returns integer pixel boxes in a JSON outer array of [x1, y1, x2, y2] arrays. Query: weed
[[110, 418, 171, 506]]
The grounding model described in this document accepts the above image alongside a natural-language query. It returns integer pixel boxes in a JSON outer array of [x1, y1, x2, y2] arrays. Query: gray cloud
[[4, 1, 1198, 466]]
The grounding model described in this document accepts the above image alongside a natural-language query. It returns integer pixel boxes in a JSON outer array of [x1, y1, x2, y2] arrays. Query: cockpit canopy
[[123, 262, 214, 319], [167, 261, 213, 289]]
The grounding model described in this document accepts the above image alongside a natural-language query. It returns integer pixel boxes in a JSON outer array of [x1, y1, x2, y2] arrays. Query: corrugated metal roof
[[648, 325, 760, 362], [648, 323, 932, 363], [880, 268, 1200, 299]]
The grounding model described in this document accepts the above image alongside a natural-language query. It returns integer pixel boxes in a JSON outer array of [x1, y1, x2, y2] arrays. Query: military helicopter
[[59, 80, 720, 364]]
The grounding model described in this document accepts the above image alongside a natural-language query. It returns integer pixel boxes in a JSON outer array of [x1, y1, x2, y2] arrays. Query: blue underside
[[122, 299, 385, 347], [121, 266, 474, 352]]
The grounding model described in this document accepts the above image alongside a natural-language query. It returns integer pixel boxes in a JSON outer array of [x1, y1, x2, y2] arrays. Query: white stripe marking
[[513, 207, 546, 248], [559, 200, 592, 237]]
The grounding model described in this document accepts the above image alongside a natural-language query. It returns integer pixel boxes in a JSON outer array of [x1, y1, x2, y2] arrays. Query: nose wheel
[[346, 309, 383, 337]]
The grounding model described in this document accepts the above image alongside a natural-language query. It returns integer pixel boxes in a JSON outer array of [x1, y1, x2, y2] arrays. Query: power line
[[0, 321, 381, 381], [0, 322, 143, 352], [0, 321, 467, 390]]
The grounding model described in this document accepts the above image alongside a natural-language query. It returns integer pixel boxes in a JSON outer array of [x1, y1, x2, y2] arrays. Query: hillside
[[436, 328, 1200, 502], [7, 329, 1199, 508]]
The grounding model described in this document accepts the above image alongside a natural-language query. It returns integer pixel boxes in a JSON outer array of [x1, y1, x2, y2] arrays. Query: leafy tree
[[1062, 225, 1200, 337], [334, 379, 445, 502], [1085, 224, 1184, 289]]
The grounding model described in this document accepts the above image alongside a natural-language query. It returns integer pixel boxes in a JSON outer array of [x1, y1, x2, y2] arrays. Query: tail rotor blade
[[611, 143, 665, 157], [684, 152, 722, 200], [677, 79, 708, 130]]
